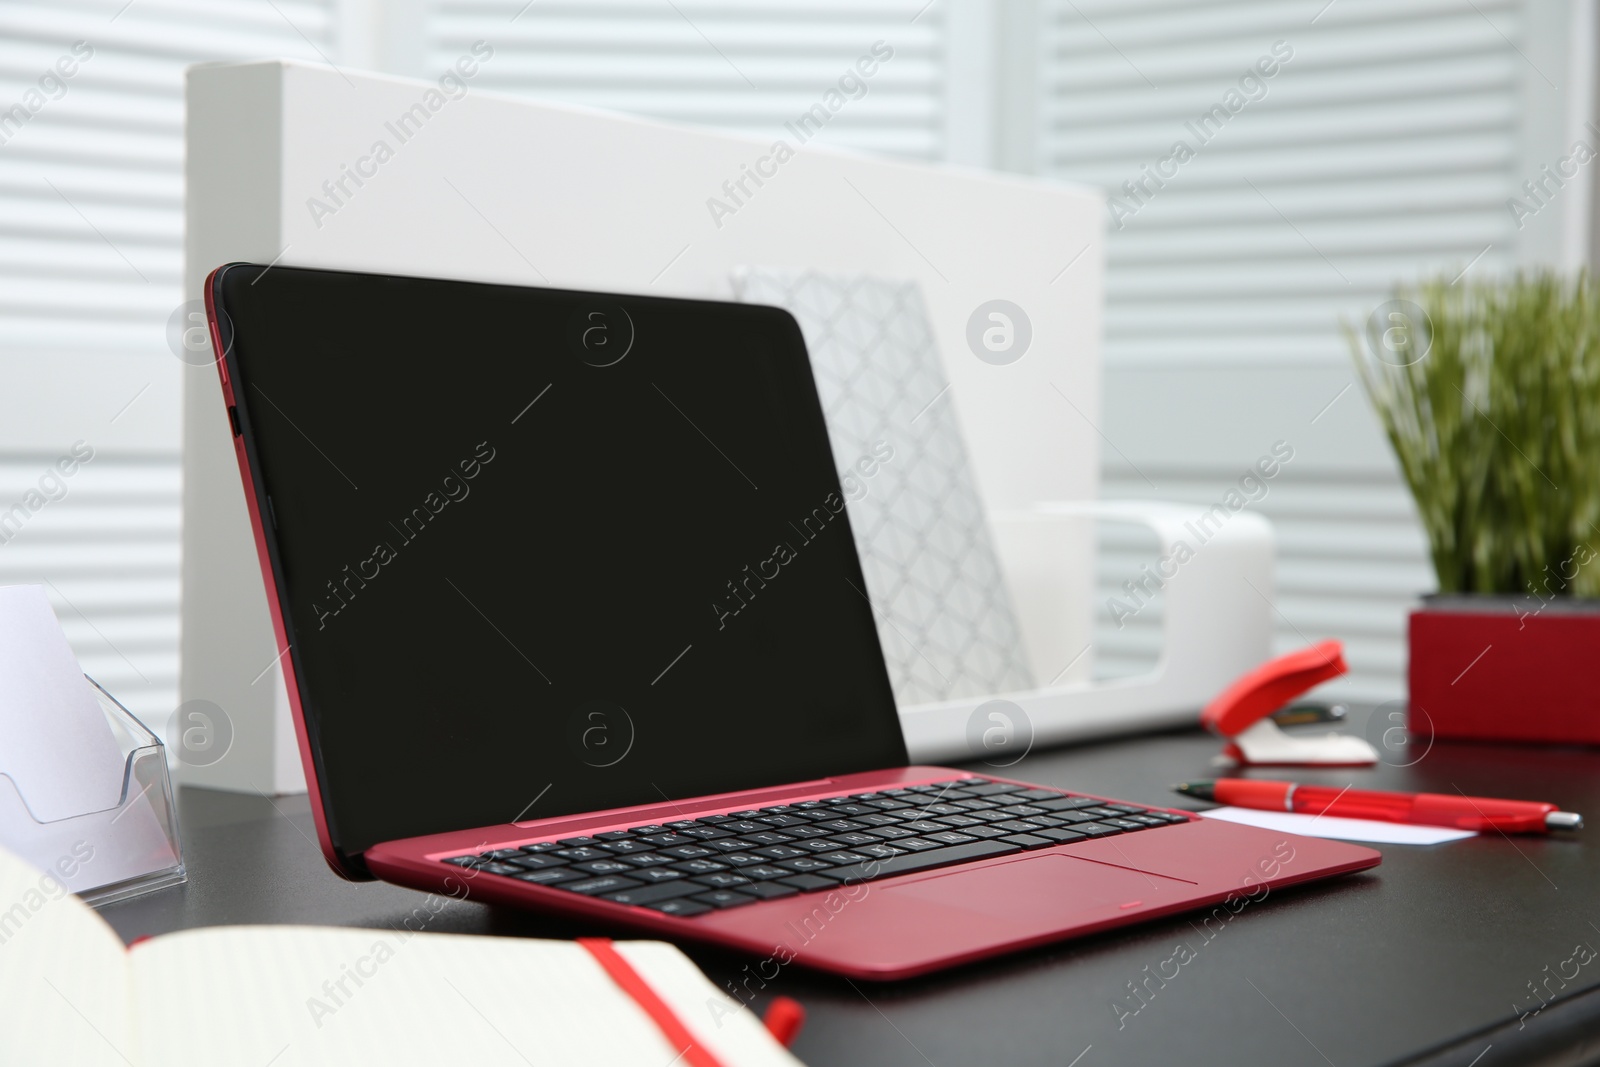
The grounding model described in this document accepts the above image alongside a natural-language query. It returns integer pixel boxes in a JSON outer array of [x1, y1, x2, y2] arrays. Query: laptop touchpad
[[884, 853, 1198, 932]]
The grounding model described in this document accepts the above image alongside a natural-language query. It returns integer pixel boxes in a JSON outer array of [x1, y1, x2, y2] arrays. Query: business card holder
[[0, 676, 185, 906]]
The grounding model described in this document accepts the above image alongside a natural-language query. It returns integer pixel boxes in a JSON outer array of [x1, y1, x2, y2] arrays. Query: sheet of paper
[[0, 586, 126, 822], [1200, 805, 1477, 845]]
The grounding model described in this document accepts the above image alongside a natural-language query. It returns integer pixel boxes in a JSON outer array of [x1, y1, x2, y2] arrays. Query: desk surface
[[104, 719, 1600, 1067]]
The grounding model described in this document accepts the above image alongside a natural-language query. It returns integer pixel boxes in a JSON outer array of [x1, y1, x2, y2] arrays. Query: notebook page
[[129, 926, 800, 1067], [0, 846, 129, 1066]]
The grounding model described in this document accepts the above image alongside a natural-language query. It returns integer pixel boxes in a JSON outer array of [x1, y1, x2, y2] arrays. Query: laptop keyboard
[[443, 778, 1190, 918]]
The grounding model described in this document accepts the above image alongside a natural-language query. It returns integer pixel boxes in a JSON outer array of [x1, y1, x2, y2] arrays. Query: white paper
[[0, 586, 126, 822], [1200, 805, 1477, 845]]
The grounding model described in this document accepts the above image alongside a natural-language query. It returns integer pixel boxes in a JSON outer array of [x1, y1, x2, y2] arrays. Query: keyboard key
[[753, 845, 808, 860], [778, 824, 833, 839], [816, 851, 872, 865], [813, 818, 868, 833], [1106, 804, 1147, 814], [519, 842, 562, 853], [671, 858, 729, 875], [899, 820, 949, 834], [598, 840, 655, 855], [618, 852, 677, 868], [931, 814, 984, 828], [777, 873, 841, 892], [993, 820, 1046, 834], [827, 832, 881, 847], [698, 814, 734, 824], [1032, 828, 1087, 843], [741, 864, 794, 880], [1082, 808, 1124, 818], [853, 814, 903, 827], [775, 857, 834, 873], [478, 863, 526, 876], [602, 880, 698, 906], [1097, 818, 1146, 830], [594, 830, 636, 841], [886, 837, 944, 852], [557, 837, 603, 847], [712, 852, 767, 867], [1052, 811, 1110, 825], [740, 832, 797, 846], [853, 843, 907, 860], [630, 867, 692, 883], [831, 839, 1022, 882], [485, 848, 526, 861], [719, 820, 767, 834], [960, 782, 1027, 796], [953, 825, 1014, 840], [665, 821, 698, 830], [702, 839, 754, 853], [694, 872, 753, 888], [742, 881, 799, 900], [660, 845, 716, 860], [756, 814, 811, 828], [554, 847, 609, 862], [923, 831, 978, 845], [917, 803, 968, 817], [999, 804, 1049, 817], [442, 855, 479, 867], [643, 833, 697, 848], [1011, 789, 1067, 802], [627, 825, 669, 836], [572, 860, 636, 876], [564, 875, 644, 895], [865, 826, 918, 840], [823, 802, 874, 816], [999, 834, 1054, 849], [865, 799, 915, 811], [693, 890, 757, 909], [647, 898, 712, 917], [1034, 797, 1103, 812], [512, 867, 585, 885], [677, 826, 734, 841], [794, 839, 840, 853], [953, 799, 1000, 811], [1069, 822, 1123, 836], [1126, 815, 1168, 826]]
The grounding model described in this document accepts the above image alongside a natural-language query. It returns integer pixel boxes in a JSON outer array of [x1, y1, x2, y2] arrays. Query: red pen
[[1173, 778, 1584, 834]]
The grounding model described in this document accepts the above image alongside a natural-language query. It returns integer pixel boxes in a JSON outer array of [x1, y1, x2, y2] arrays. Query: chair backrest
[[734, 269, 1035, 706]]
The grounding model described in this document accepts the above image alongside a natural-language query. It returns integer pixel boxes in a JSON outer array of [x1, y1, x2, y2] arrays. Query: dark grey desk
[[103, 719, 1600, 1066]]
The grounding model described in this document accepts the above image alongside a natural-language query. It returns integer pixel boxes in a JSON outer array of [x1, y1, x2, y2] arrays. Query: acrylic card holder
[[0, 676, 184, 906]]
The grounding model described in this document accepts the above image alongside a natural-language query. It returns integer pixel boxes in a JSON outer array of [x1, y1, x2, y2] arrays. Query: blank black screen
[[216, 265, 907, 869]]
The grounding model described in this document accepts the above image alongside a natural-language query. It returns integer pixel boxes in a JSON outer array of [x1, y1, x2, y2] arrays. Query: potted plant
[[1348, 272, 1600, 744]]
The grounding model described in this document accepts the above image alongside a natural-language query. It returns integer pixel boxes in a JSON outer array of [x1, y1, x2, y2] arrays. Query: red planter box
[[1409, 600, 1600, 745]]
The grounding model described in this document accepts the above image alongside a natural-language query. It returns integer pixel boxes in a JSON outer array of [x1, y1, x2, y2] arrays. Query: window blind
[[1038, 0, 1528, 698], [0, 0, 337, 732], [425, 0, 948, 160]]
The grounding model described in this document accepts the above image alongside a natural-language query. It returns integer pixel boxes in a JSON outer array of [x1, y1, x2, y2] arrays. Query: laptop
[[204, 263, 1380, 980]]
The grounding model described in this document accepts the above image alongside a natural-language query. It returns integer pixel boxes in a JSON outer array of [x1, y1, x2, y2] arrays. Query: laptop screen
[[214, 265, 908, 866]]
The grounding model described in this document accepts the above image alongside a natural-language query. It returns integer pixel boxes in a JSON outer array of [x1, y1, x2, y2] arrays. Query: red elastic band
[[763, 996, 806, 1047], [1201, 639, 1346, 736], [577, 938, 728, 1067]]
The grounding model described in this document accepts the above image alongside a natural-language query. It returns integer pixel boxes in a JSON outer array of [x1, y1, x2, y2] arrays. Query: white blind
[[425, 0, 948, 160], [1039, 0, 1528, 698], [0, 0, 337, 732]]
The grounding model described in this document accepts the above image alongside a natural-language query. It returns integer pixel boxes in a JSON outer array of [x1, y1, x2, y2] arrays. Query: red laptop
[[204, 263, 1379, 980]]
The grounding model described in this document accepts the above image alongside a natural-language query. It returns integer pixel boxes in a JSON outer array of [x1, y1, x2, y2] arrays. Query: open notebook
[[0, 847, 802, 1066]]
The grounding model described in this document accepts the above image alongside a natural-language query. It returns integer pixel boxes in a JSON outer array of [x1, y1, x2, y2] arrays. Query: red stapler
[[1202, 640, 1378, 766]]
